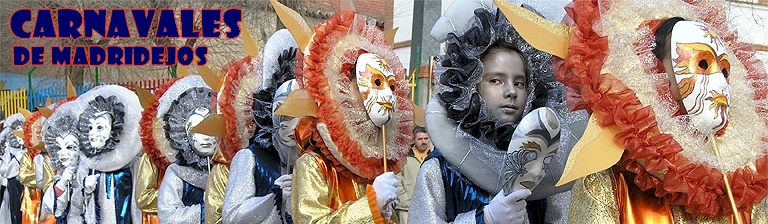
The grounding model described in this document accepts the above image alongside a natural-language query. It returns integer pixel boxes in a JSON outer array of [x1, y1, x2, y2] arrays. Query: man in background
[[395, 126, 432, 224]]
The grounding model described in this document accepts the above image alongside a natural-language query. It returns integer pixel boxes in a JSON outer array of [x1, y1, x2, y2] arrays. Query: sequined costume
[[147, 75, 217, 224], [0, 114, 27, 224], [40, 99, 87, 224], [409, 2, 585, 223], [206, 54, 263, 224], [269, 2, 414, 223], [223, 142, 288, 224], [18, 106, 55, 224], [221, 28, 300, 224], [570, 168, 767, 224], [135, 77, 182, 224], [68, 85, 144, 224], [493, 0, 768, 222], [157, 164, 208, 223]]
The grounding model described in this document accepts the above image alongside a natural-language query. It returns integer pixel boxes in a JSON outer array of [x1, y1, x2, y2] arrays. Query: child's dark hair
[[480, 41, 530, 85], [653, 17, 686, 60]]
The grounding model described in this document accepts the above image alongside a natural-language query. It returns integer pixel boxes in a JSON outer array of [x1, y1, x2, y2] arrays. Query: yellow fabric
[[19, 154, 41, 224], [18, 154, 36, 188], [135, 154, 160, 216], [569, 168, 768, 224], [557, 114, 624, 186], [615, 170, 674, 224], [21, 186, 41, 224], [412, 147, 428, 163], [493, 0, 571, 58], [291, 152, 380, 224], [142, 212, 159, 224], [204, 163, 229, 224]]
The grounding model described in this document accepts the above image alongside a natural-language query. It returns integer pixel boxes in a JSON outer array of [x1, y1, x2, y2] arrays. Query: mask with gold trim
[[670, 21, 731, 134]]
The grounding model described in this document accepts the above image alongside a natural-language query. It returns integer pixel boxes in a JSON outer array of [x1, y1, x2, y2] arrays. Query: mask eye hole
[[722, 69, 729, 79], [388, 78, 396, 91], [698, 59, 709, 70], [371, 74, 386, 89]]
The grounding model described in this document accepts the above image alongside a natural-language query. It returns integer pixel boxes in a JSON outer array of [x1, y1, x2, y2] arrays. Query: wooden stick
[[711, 134, 742, 224], [382, 125, 387, 172]]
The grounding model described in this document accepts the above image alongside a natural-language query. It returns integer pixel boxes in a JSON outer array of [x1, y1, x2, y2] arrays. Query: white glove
[[56, 167, 76, 189], [84, 174, 100, 194], [430, 0, 496, 42], [274, 174, 292, 198], [484, 189, 531, 224], [372, 172, 398, 219]]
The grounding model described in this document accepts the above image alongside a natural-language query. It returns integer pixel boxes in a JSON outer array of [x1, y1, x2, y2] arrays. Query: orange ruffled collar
[[301, 11, 413, 181], [558, 0, 768, 217]]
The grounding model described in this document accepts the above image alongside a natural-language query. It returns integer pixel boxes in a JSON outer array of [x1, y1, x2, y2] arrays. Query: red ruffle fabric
[[558, 0, 768, 217], [22, 112, 42, 156], [218, 56, 259, 163], [139, 78, 180, 173], [303, 11, 412, 181]]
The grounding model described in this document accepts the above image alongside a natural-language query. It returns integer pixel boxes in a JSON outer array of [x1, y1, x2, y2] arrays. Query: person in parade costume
[[495, 0, 768, 222], [408, 0, 587, 223], [41, 98, 87, 224], [269, 0, 415, 223], [152, 75, 219, 224], [0, 113, 27, 224], [70, 85, 143, 224], [17, 108, 46, 224], [193, 25, 266, 224], [17, 104, 56, 224], [134, 77, 182, 224], [221, 28, 301, 224]]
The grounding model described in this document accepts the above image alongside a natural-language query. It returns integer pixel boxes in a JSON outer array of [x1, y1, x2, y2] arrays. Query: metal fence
[[1, 78, 173, 119]]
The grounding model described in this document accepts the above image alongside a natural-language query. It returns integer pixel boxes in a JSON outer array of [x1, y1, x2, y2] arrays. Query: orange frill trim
[[366, 185, 392, 224], [139, 78, 180, 173], [302, 11, 411, 181], [22, 112, 43, 156], [558, 0, 768, 217], [218, 56, 258, 163]]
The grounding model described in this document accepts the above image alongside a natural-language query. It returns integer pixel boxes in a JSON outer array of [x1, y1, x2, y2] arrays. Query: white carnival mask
[[355, 53, 397, 127], [88, 111, 112, 149], [503, 108, 560, 193], [186, 107, 217, 156], [55, 133, 80, 168], [272, 79, 301, 164], [670, 21, 731, 134]]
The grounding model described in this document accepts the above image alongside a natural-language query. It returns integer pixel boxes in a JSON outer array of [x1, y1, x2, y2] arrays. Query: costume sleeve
[[221, 150, 280, 224], [67, 164, 88, 224], [51, 181, 73, 217], [291, 153, 385, 224], [567, 169, 619, 224], [18, 154, 36, 188], [35, 154, 54, 191], [204, 163, 228, 224], [408, 159, 479, 224], [41, 184, 54, 217], [157, 166, 202, 223], [133, 154, 159, 213]]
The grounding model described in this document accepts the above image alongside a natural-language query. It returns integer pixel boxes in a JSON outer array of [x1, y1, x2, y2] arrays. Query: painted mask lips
[[520, 181, 535, 189], [199, 143, 213, 148]]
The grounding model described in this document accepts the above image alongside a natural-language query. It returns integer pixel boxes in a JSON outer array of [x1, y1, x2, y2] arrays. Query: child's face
[[478, 47, 528, 124], [663, 37, 686, 114]]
